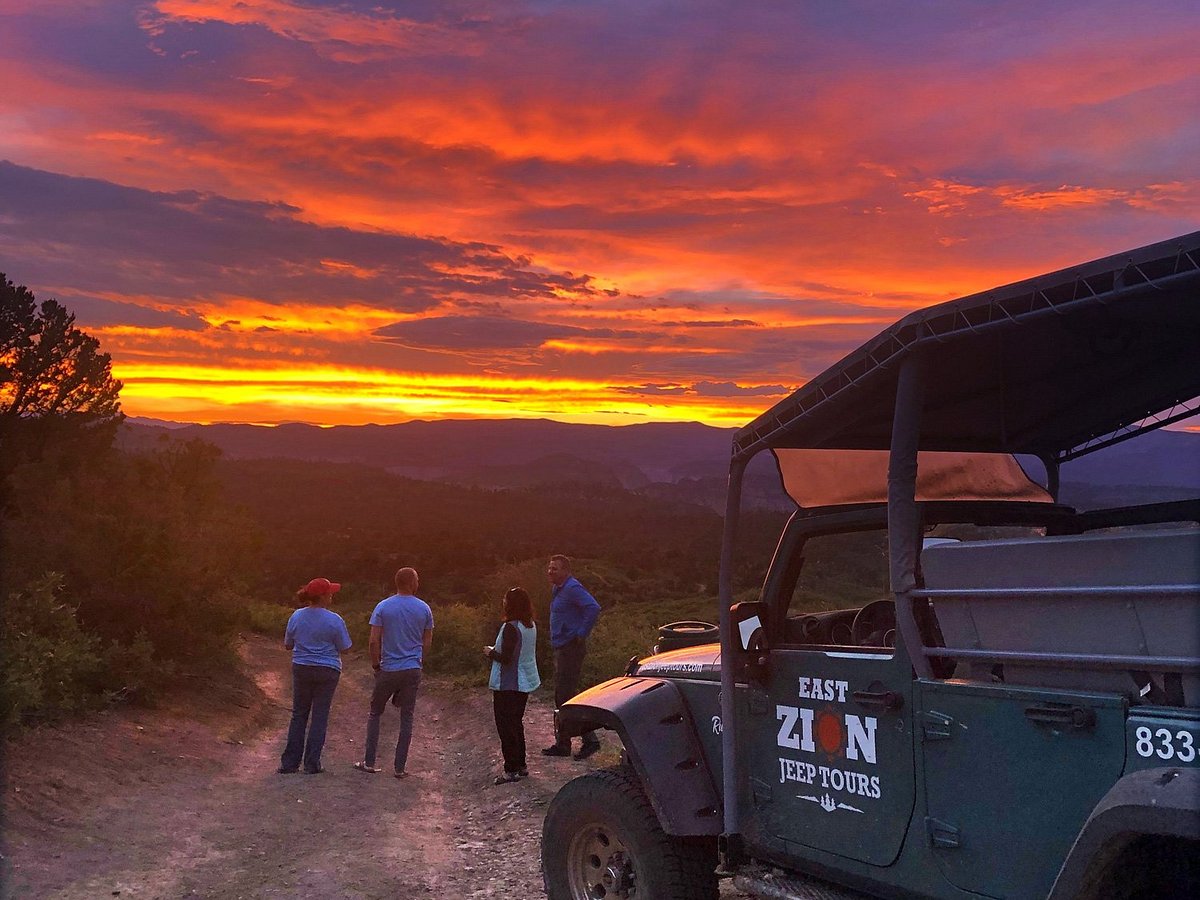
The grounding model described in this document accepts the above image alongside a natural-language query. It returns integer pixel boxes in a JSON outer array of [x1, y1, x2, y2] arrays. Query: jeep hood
[[636, 643, 721, 680]]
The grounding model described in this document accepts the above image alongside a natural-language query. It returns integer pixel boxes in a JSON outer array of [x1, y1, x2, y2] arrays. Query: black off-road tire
[[542, 765, 718, 900]]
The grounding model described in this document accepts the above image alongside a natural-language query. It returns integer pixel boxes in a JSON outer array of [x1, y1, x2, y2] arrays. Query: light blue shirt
[[285, 607, 352, 671], [370, 593, 434, 671]]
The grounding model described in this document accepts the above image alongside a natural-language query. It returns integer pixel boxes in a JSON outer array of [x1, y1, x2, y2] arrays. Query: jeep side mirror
[[730, 600, 770, 683]]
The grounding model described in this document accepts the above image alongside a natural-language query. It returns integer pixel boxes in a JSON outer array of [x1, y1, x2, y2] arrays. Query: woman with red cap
[[278, 577, 352, 774]]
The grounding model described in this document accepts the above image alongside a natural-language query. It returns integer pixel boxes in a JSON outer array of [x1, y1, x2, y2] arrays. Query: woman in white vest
[[483, 587, 541, 784]]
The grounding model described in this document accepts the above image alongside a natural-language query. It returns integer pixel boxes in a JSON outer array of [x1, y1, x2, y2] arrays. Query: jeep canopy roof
[[733, 231, 1200, 464]]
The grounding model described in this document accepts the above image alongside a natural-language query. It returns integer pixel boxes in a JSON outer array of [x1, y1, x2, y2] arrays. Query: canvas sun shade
[[773, 448, 1052, 508]]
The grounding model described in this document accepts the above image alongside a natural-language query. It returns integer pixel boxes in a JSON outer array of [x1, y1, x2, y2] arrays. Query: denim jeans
[[552, 639, 598, 750], [281, 664, 340, 772], [364, 668, 422, 772]]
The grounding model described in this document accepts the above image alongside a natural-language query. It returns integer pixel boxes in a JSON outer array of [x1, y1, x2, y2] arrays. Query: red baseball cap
[[302, 577, 341, 595]]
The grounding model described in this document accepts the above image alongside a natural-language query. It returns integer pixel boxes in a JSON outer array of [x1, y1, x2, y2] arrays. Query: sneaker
[[394, 770, 409, 779], [541, 745, 571, 757], [494, 772, 520, 785], [573, 742, 601, 761], [277, 766, 299, 774], [302, 766, 324, 775], [517, 768, 529, 777], [354, 761, 382, 774]]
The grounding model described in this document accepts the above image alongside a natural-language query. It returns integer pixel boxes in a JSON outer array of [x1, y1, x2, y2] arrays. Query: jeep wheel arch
[[557, 677, 722, 836], [1050, 768, 1200, 900]]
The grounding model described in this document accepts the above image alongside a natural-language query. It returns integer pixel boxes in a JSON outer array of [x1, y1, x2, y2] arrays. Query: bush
[[99, 630, 163, 704], [424, 603, 493, 678], [242, 601, 292, 636], [580, 593, 726, 689], [0, 574, 103, 727], [3, 437, 259, 661]]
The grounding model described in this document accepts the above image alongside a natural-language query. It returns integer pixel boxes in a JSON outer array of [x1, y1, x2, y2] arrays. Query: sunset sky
[[1, 1, 1197, 427]]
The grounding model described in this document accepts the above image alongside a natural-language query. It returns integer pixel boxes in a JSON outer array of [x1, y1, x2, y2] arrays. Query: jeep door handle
[[852, 689, 903, 711], [1024, 704, 1096, 729]]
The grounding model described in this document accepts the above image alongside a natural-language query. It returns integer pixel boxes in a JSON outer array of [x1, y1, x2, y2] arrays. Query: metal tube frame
[[915, 584, 1198, 599], [718, 453, 748, 843], [922, 647, 1200, 671], [888, 354, 934, 679]]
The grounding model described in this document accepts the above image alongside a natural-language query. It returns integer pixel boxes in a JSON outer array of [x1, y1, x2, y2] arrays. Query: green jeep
[[541, 232, 1200, 899]]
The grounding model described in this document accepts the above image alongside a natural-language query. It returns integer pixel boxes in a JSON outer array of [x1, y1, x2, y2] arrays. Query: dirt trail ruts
[[3, 635, 747, 898]]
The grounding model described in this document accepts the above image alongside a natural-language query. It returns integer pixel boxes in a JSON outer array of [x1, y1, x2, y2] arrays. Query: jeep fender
[[1049, 767, 1200, 899], [558, 676, 722, 836]]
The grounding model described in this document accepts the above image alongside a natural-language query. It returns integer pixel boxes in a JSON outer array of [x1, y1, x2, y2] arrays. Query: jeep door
[[918, 680, 1126, 898], [741, 529, 916, 866]]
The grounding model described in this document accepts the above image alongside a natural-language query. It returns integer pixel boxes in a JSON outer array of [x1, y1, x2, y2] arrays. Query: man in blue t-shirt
[[541, 554, 602, 760], [353, 567, 434, 777]]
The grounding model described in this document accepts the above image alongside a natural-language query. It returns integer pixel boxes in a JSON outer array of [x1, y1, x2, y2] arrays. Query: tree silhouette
[[1, 274, 124, 514], [1, 274, 122, 426]]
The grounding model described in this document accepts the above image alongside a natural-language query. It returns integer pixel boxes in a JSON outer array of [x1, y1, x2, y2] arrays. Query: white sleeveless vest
[[488, 621, 541, 693]]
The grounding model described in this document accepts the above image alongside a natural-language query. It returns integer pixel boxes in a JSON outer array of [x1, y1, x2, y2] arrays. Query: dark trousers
[[492, 690, 530, 773], [553, 639, 598, 749], [364, 668, 422, 772], [281, 664, 340, 772]]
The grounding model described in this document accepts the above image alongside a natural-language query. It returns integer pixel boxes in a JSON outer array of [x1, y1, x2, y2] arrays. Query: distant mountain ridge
[[120, 418, 744, 487], [118, 418, 1199, 507]]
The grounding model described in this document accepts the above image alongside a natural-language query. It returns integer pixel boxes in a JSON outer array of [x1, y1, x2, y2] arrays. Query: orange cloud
[[1, 2, 1197, 427]]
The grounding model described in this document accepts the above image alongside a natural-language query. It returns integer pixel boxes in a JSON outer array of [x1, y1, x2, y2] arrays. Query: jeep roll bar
[[716, 231, 1200, 842]]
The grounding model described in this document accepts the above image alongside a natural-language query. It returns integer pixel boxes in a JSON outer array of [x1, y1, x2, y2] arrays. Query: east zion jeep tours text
[[775, 676, 881, 810]]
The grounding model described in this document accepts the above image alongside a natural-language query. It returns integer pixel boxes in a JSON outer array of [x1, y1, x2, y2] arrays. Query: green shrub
[[242, 601, 292, 635], [99, 630, 163, 704], [424, 603, 493, 678], [2, 438, 260, 676], [0, 574, 103, 727], [580, 593, 725, 689]]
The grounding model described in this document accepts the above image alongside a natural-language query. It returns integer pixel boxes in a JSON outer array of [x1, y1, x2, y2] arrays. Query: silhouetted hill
[[120, 419, 742, 484], [118, 417, 1199, 507]]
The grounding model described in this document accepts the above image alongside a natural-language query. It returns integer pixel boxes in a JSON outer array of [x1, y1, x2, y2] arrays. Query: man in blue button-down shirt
[[541, 554, 602, 760]]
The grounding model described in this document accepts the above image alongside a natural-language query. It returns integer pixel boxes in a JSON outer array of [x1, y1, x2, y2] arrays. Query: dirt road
[[3, 635, 745, 899]]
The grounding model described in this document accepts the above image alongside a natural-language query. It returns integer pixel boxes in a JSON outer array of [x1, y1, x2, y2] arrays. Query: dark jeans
[[553, 639, 598, 750], [281, 664, 340, 772], [364, 668, 422, 772], [492, 690, 529, 773]]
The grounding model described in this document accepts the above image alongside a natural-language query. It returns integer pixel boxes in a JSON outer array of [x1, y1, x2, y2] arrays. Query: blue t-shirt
[[285, 606, 352, 671], [370, 594, 434, 671]]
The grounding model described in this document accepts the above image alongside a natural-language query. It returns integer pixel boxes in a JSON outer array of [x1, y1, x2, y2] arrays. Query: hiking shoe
[[573, 742, 601, 761], [541, 745, 571, 757], [354, 761, 382, 774], [494, 772, 520, 785]]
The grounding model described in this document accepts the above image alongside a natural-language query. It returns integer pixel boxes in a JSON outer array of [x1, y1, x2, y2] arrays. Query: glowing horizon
[[2, 1, 1197, 428]]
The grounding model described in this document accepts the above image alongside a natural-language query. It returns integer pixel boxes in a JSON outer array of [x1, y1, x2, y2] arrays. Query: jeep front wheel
[[542, 765, 718, 900]]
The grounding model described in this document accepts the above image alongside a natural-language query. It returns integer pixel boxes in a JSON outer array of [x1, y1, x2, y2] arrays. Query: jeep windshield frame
[[716, 230, 1200, 842]]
